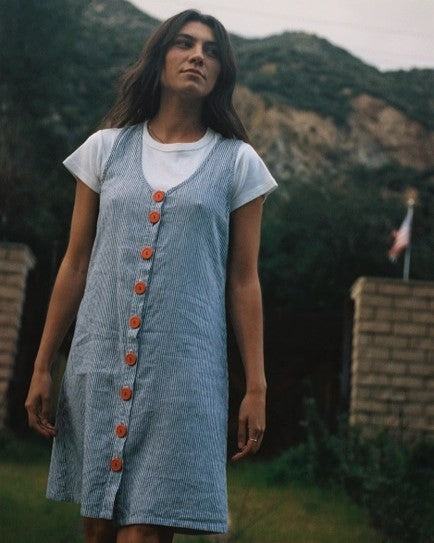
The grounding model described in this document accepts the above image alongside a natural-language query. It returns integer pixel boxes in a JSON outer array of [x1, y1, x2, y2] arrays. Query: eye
[[205, 44, 220, 59], [174, 37, 192, 49]]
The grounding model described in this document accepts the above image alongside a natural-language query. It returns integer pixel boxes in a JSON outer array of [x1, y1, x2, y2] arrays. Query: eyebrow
[[175, 32, 218, 46]]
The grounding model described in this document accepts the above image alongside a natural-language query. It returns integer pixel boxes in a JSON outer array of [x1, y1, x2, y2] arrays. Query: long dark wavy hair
[[100, 10, 249, 142]]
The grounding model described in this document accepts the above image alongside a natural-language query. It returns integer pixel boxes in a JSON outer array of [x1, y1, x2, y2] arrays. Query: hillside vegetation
[[235, 32, 434, 128]]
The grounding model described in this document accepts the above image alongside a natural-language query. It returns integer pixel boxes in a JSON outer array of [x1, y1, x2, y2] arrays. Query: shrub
[[267, 396, 434, 543]]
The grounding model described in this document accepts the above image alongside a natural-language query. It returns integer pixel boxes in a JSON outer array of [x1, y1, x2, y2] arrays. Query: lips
[[182, 68, 205, 79]]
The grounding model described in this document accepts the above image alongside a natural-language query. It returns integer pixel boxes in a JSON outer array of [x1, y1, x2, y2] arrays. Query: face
[[160, 21, 221, 100]]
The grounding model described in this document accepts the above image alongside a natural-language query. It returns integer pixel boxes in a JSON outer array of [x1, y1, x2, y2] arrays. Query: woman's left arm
[[227, 196, 266, 461]]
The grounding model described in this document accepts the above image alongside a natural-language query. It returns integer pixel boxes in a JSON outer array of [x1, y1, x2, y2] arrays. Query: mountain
[[231, 31, 434, 188], [234, 85, 434, 187]]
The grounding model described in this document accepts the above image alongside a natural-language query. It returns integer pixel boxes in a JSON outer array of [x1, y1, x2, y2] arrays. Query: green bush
[[268, 397, 434, 543]]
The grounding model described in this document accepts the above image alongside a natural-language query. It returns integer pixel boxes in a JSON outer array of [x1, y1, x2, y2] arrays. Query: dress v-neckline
[[137, 123, 222, 196]]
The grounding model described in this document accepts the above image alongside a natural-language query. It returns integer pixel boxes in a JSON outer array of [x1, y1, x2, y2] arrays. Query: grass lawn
[[0, 436, 82, 543], [0, 436, 383, 543]]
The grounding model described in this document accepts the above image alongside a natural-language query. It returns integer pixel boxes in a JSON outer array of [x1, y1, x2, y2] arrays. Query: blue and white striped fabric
[[47, 124, 244, 534]]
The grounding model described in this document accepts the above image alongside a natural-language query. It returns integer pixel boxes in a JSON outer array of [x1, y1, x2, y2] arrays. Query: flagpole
[[403, 201, 414, 281]]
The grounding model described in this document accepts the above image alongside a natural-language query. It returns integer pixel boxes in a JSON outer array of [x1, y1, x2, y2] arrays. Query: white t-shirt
[[63, 121, 277, 212]]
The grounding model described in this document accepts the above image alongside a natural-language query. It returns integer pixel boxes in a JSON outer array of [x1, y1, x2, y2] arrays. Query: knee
[[117, 524, 173, 543], [83, 517, 116, 542]]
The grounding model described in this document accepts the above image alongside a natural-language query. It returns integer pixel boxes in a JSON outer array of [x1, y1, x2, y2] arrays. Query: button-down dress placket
[[105, 190, 165, 505]]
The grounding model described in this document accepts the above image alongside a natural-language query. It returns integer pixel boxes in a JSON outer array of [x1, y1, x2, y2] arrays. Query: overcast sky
[[127, 0, 434, 71]]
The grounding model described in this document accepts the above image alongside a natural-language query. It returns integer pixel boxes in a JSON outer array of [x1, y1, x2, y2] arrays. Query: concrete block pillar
[[350, 276, 434, 440]]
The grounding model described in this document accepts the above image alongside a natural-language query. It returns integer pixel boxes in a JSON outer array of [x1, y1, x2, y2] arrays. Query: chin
[[179, 85, 210, 100]]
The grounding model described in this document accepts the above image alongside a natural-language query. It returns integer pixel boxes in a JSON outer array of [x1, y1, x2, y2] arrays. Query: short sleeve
[[62, 129, 120, 193], [231, 143, 278, 212]]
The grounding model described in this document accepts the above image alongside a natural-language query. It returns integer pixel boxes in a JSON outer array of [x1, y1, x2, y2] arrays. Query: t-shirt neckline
[[143, 121, 215, 152], [138, 123, 224, 195]]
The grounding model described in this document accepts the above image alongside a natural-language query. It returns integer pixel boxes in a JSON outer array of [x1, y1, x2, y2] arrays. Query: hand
[[231, 389, 266, 462], [25, 369, 58, 438]]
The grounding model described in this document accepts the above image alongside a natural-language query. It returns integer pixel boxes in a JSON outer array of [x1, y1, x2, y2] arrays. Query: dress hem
[[46, 494, 228, 534]]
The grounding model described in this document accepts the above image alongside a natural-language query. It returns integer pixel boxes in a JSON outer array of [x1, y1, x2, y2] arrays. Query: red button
[[115, 423, 128, 438], [134, 281, 147, 295], [129, 316, 141, 329], [120, 386, 133, 401], [110, 457, 123, 472], [152, 190, 165, 203], [141, 247, 153, 260], [148, 211, 160, 224], [125, 352, 137, 366]]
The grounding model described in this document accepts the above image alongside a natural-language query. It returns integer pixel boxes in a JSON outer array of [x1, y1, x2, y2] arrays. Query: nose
[[189, 43, 205, 65]]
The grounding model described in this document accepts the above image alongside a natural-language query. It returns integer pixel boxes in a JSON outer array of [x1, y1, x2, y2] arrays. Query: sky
[[127, 0, 434, 72]]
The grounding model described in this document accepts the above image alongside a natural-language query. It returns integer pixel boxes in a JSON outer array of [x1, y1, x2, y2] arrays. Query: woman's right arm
[[25, 179, 99, 437]]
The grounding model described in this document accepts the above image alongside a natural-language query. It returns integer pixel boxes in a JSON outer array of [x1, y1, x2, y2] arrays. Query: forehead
[[177, 21, 216, 42]]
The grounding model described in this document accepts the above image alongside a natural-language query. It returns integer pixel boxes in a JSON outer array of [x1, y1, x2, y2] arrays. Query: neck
[[149, 93, 206, 143]]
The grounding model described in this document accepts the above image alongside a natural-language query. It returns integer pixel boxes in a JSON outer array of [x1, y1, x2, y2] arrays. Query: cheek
[[209, 63, 221, 87], [161, 52, 177, 82], [159, 69, 169, 90]]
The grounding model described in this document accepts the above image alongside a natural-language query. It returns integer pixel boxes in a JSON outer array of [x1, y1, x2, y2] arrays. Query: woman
[[25, 9, 277, 543]]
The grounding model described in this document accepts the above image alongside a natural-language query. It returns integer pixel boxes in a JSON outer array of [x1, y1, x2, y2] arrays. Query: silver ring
[[248, 438, 258, 442]]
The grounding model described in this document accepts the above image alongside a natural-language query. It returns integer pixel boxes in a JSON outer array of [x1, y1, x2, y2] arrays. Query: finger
[[40, 395, 58, 436], [38, 424, 56, 438], [237, 416, 248, 450], [40, 398, 57, 432], [38, 416, 58, 437], [246, 427, 265, 454], [26, 403, 41, 432], [231, 439, 255, 462], [250, 434, 263, 454], [36, 412, 57, 438], [40, 395, 50, 420], [30, 415, 55, 438], [27, 403, 57, 438]]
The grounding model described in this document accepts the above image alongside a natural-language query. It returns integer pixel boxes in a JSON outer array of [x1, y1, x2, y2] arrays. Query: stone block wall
[[350, 276, 434, 440], [0, 243, 35, 429]]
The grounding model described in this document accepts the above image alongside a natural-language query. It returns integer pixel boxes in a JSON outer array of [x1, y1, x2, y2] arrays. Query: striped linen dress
[[46, 124, 244, 533]]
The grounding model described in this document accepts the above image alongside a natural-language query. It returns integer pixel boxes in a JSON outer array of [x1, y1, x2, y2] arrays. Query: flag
[[389, 207, 413, 262]]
